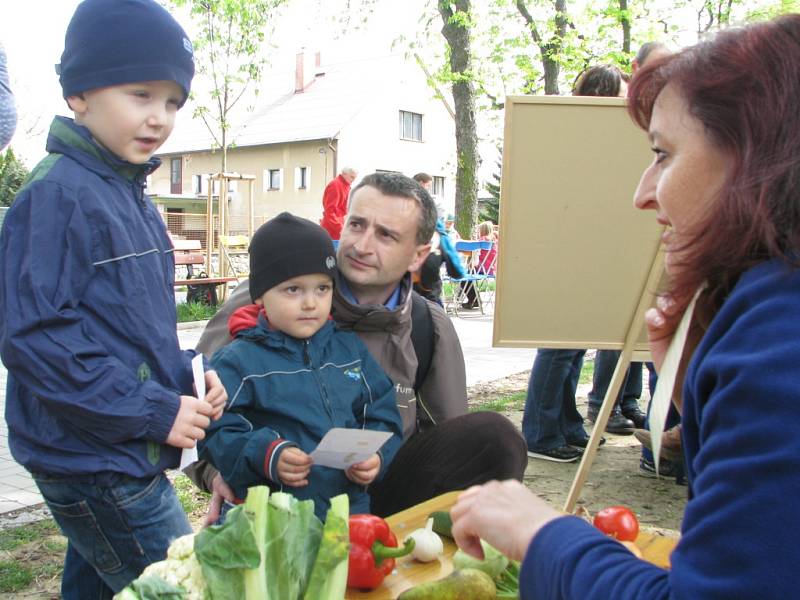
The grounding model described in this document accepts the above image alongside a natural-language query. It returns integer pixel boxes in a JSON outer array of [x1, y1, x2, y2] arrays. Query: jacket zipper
[[304, 340, 335, 422]]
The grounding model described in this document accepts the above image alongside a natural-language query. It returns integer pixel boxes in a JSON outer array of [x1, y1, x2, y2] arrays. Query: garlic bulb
[[405, 518, 444, 562]]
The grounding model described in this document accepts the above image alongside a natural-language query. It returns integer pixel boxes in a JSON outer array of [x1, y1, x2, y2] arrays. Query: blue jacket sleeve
[[0, 181, 179, 444], [353, 338, 403, 480], [521, 517, 669, 600], [199, 344, 284, 497]]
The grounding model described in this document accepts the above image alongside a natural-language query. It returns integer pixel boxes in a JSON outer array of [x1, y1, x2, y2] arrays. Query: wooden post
[[205, 182, 213, 276], [563, 249, 665, 513], [248, 177, 254, 239]]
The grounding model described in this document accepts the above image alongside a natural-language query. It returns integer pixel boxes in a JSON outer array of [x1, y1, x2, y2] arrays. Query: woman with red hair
[[449, 14, 800, 599]]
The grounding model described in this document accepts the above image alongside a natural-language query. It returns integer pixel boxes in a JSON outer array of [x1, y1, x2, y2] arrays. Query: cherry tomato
[[593, 506, 639, 542]]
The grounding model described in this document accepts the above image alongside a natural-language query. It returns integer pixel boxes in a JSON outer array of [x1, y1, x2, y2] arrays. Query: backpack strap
[[410, 291, 435, 393]]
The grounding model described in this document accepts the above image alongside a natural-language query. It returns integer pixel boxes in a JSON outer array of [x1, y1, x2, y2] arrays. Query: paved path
[[0, 307, 534, 515]]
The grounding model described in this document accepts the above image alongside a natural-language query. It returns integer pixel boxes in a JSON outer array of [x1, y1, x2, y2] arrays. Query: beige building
[[150, 51, 457, 239]]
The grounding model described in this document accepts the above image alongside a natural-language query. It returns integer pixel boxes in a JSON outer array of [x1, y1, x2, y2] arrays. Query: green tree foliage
[[480, 153, 501, 224], [0, 148, 28, 207], [167, 0, 285, 172]]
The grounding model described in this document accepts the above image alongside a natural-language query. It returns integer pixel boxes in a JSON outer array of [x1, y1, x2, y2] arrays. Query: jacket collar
[[331, 272, 413, 335], [46, 116, 160, 183], [236, 311, 336, 354]]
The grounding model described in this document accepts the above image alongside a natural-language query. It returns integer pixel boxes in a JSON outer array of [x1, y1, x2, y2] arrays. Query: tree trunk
[[515, 0, 568, 96], [439, 0, 480, 240], [619, 0, 630, 56]]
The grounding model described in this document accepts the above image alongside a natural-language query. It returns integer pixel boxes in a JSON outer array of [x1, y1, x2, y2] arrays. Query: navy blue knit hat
[[58, 0, 195, 106], [249, 213, 337, 302]]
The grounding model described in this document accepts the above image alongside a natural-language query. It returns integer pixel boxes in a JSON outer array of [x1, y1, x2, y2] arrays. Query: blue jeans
[[588, 350, 643, 414], [522, 349, 588, 452], [32, 471, 192, 600]]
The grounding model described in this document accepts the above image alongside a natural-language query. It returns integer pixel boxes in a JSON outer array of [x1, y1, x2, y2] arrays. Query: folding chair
[[444, 240, 493, 316]]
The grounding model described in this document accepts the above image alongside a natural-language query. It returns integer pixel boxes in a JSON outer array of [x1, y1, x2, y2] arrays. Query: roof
[[158, 54, 400, 155]]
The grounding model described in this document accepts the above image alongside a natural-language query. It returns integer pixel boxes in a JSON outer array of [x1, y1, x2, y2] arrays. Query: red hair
[[628, 15, 800, 303]]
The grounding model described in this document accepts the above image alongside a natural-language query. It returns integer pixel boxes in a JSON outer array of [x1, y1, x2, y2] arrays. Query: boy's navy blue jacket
[[0, 116, 196, 477], [199, 310, 403, 519]]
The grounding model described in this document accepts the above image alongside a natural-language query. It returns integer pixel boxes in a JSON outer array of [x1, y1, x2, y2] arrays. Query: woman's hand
[[644, 295, 683, 373], [450, 480, 561, 562]]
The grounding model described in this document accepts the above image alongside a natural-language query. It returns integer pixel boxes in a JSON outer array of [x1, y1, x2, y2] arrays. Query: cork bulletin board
[[492, 96, 664, 352]]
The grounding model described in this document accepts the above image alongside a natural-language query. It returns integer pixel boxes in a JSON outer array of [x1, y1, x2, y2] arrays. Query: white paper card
[[310, 428, 393, 470], [649, 286, 703, 476], [179, 354, 205, 470]]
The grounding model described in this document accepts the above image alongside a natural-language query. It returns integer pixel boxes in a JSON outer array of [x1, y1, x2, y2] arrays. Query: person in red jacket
[[320, 166, 357, 239]]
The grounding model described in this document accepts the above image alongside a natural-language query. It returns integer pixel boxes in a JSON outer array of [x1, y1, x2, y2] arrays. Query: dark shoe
[[461, 302, 479, 310], [527, 445, 583, 463], [622, 406, 647, 429], [639, 456, 687, 485], [587, 407, 635, 434], [605, 412, 635, 435], [567, 435, 606, 448]]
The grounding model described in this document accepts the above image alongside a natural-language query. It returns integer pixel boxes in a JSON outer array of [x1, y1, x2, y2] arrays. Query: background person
[[320, 166, 357, 240], [451, 16, 800, 598], [521, 64, 628, 463], [0, 42, 16, 150]]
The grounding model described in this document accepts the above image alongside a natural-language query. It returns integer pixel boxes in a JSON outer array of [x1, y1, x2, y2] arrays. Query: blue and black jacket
[[199, 312, 403, 519], [0, 116, 196, 477]]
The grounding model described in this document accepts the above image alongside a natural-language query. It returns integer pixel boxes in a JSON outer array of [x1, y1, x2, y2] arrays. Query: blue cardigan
[[519, 259, 800, 599]]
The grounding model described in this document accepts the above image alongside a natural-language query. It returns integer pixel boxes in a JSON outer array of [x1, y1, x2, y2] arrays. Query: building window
[[264, 169, 282, 191], [399, 110, 422, 141], [296, 166, 308, 189], [193, 174, 203, 195], [433, 176, 445, 197], [170, 157, 182, 194]]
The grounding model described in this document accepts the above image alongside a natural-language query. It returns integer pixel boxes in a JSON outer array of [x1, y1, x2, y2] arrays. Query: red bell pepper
[[347, 514, 415, 590]]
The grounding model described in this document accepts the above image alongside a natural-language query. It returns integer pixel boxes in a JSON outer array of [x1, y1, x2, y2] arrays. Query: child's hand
[[166, 395, 215, 448], [203, 370, 227, 420], [346, 453, 381, 485], [277, 447, 312, 487]]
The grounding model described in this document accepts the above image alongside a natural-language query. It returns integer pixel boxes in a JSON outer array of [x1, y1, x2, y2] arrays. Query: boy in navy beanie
[[0, 1, 227, 597], [199, 213, 403, 521]]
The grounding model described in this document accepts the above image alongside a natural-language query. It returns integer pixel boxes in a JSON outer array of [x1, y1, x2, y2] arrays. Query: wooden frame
[[493, 96, 666, 511]]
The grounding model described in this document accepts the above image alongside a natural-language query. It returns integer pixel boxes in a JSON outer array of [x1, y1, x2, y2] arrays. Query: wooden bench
[[173, 276, 238, 287], [172, 239, 205, 267]]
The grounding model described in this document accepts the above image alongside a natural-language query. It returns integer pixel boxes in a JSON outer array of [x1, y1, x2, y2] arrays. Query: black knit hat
[[57, 0, 195, 106], [249, 212, 337, 302]]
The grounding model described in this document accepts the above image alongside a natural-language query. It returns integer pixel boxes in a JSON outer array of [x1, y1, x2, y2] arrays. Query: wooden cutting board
[[345, 491, 677, 599]]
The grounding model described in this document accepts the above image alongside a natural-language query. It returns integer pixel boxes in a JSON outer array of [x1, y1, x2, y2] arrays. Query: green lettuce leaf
[[263, 493, 322, 600], [194, 504, 261, 600]]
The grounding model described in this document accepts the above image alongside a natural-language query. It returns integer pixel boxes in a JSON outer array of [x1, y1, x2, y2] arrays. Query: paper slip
[[179, 354, 205, 470], [310, 428, 393, 470]]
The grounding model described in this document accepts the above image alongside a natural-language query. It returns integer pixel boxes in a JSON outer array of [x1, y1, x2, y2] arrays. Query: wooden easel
[[563, 249, 665, 512]]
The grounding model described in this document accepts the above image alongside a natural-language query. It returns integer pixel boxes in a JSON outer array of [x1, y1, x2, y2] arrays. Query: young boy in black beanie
[[199, 213, 403, 520], [0, 1, 227, 597]]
